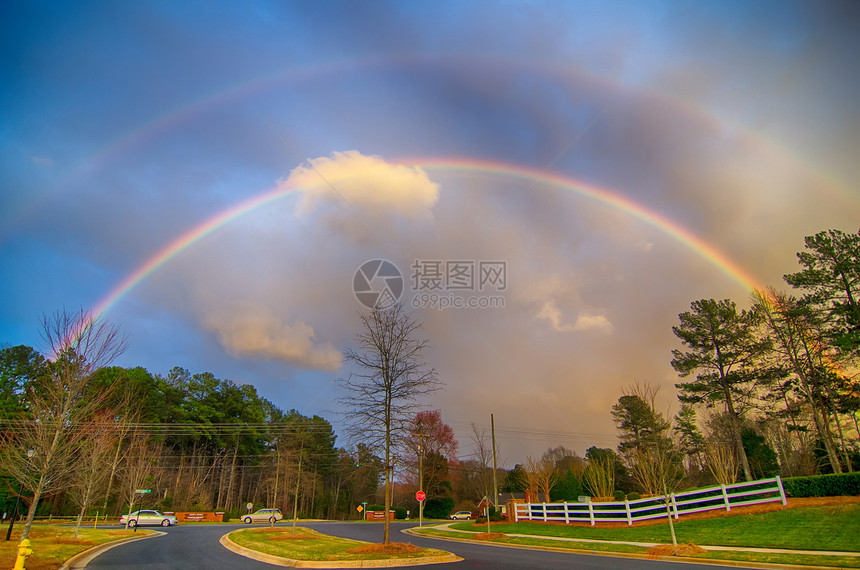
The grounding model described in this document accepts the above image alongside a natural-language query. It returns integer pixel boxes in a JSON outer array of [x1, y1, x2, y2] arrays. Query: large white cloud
[[291, 151, 439, 241]]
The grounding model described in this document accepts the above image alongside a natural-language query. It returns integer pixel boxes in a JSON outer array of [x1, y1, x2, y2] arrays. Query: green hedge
[[783, 472, 860, 497], [422, 497, 454, 519]]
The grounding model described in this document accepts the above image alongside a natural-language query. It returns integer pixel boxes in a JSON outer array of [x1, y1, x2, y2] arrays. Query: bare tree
[[582, 456, 614, 499], [120, 432, 160, 528], [705, 441, 738, 486], [69, 411, 123, 538], [520, 456, 542, 502], [339, 302, 441, 544], [0, 309, 126, 540], [469, 423, 494, 502]]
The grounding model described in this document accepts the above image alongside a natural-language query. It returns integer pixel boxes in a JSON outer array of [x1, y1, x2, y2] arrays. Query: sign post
[[415, 491, 425, 527]]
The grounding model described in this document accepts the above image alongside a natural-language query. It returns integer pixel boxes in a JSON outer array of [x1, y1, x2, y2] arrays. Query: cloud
[[537, 301, 612, 333], [30, 156, 54, 168], [290, 151, 439, 240], [204, 312, 342, 372]]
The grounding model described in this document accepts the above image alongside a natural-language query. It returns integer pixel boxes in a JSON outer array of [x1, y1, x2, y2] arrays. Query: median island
[[222, 526, 462, 567]]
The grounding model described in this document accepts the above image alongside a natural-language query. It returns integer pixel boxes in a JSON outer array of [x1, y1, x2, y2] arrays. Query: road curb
[[403, 527, 855, 570], [60, 530, 163, 569], [220, 529, 463, 568]]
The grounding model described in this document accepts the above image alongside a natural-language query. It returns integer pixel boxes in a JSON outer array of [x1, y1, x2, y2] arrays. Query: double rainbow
[[89, 157, 763, 321]]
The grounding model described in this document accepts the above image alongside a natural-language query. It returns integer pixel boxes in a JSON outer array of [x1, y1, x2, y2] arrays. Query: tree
[[339, 302, 441, 544], [520, 457, 542, 502], [541, 446, 586, 480], [673, 405, 706, 476], [741, 428, 779, 479], [671, 299, 769, 481], [753, 288, 847, 473], [464, 423, 494, 504], [611, 394, 670, 459], [68, 411, 123, 538], [404, 410, 457, 519], [784, 228, 860, 357], [0, 309, 126, 540], [0, 345, 48, 415]]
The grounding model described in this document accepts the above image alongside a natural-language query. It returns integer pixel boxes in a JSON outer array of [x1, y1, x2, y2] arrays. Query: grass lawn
[[416, 527, 860, 568], [449, 503, 860, 552], [0, 524, 150, 570], [229, 526, 452, 562]]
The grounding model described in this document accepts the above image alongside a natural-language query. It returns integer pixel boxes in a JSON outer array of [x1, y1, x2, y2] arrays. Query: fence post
[[721, 484, 731, 512], [588, 501, 595, 526], [776, 475, 787, 505], [542, 502, 547, 522], [564, 502, 569, 524], [671, 493, 679, 519], [625, 498, 632, 526]]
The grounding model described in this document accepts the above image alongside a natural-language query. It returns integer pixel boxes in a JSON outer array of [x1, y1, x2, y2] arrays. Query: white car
[[241, 508, 284, 523], [120, 510, 178, 527], [448, 511, 472, 520]]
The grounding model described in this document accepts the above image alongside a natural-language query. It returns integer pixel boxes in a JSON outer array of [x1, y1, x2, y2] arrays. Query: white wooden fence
[[512, 476, 786, 526]]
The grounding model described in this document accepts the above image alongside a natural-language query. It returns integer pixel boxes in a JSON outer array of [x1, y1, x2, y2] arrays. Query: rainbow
[[89, 157, 763, 321], [8, 53, 857, 245]]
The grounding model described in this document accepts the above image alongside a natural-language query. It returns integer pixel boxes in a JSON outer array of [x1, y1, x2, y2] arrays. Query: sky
[[2, 0, 860, 466]]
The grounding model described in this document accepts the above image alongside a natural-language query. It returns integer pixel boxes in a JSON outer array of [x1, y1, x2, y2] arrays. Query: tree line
[[507, 228, 859, 503], [2, 228, 856, 540]]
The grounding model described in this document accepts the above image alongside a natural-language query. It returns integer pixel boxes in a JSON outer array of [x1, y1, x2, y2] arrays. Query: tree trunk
[[20, 478, 45, 541], [384, 430, 391, 544], [723, 391, 752, 481]]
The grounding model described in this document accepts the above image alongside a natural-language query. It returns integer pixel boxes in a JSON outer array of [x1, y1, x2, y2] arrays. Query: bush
[[367, 504, 384, 511], [613, 490, 625, 501], [423, 497, 454, 519], [783, 472, 860, 497], [626, 492, 641, 501], [550, 469, 583, 501], [393, 506, 407, 520]]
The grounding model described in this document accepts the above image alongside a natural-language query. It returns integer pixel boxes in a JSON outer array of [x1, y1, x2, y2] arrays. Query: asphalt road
[[81, 521, 757, 569]]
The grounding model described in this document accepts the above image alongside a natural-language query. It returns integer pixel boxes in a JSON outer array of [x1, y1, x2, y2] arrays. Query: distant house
[[481, 492, 549, 515]]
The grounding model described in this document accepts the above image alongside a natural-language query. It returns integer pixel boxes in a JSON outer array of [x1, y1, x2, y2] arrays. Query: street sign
[[134, 489, 151, 494], [356, 505, 364, 512], [415, 491, 425, 502], [246, 502, 253, 512]]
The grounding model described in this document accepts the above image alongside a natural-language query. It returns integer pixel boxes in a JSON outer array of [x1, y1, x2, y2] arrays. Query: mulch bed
[[346, 542, 422, 555], [648, 543, 707, 557]]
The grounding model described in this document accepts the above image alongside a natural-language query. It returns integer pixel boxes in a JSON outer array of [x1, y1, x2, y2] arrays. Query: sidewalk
[[418, 523, 860, 558]]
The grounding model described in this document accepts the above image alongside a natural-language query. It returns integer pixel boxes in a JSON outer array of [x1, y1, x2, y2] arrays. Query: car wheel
[[243, 517, 252, 524], [269, 516, 276, 523], [161, 519, 170, 527], [128, 520, 137, 528]]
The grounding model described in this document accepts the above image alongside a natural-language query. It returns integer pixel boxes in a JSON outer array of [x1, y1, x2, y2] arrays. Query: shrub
[[393, 506, 407, 520], [423, 497, 454, 519], [783, 473, 860, 497], [613, 490, 625, 501], [367, 504, 384, 512], [626, 492, 641, 501], [550, 469, 583, 501]]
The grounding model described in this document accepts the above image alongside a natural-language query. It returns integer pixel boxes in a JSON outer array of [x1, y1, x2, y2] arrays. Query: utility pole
[[491, 414, 499, 515], [418, 441, 424, 527]]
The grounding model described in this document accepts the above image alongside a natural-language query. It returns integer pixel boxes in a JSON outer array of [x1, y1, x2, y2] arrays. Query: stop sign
[[416, 491, 426, 501]]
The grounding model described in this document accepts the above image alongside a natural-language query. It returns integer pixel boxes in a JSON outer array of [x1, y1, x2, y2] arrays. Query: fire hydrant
[[13, 538, 32, 570]]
